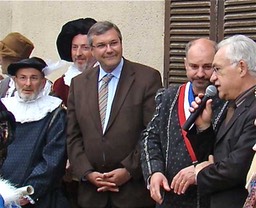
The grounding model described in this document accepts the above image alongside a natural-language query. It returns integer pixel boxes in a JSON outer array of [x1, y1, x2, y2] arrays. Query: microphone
[[182, 85, 217, 131]]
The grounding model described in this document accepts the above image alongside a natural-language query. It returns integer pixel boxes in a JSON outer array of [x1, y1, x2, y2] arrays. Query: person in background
[[52, 17, 97, 208], [0, 57, 69, 207], [67, 21, 162, 208], [140, 38, 224, 208], [53, 17, 97, 107], [243, 120, 256, 208], [171, 34, 256, 208], [0, 100, 18, 208], [0, 32, 52, 97]]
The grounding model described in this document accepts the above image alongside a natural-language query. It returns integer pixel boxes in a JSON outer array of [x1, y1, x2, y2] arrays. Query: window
[[165, 0, 256, 87]]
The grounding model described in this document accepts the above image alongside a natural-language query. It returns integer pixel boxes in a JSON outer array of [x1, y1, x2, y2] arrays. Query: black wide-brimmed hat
[[56, 17, 97, 62], [7, 57, 47, 76]]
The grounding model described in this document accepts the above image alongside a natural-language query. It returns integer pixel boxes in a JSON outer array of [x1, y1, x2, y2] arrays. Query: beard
[[15, 84, 42, 102], [19, 92, 38, 102], [74, 57, 96, 72]]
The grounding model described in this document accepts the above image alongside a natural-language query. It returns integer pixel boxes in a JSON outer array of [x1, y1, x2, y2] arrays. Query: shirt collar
[[98, 58, 124, 82], [234, 84, 256, 108]]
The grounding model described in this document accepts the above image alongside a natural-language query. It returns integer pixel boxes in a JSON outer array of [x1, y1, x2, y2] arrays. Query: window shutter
[[165, 0, 256, 87], [165, 0, 215, 87], [221, 0, 256, 41]]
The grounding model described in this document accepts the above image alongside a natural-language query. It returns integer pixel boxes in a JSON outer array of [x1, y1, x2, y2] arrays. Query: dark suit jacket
[[189, 90, 256, 208], [67, 59, 162, 208]]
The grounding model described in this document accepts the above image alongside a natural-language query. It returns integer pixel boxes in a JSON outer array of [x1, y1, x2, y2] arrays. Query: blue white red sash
[[178, 82, 198, 163]]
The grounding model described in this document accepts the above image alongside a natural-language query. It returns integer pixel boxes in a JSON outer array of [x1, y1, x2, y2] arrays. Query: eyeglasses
[[213, 61, 239, 75], [92, 40, 120, 50], [16, 75, 42, 83]]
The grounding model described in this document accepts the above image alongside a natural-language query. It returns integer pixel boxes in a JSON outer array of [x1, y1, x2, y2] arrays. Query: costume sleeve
[[140, 88, 166, 182], [52, 77, 68, 106], [23, 108, 67, 201], [121, 70, 162, 179]]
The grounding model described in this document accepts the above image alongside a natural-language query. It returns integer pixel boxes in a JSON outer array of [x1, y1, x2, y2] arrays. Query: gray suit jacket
[[67, 59, 162, 207], [189, 89, 256, 208]]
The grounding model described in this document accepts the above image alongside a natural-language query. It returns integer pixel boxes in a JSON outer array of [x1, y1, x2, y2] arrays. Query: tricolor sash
[[178, 82, 198, 163]]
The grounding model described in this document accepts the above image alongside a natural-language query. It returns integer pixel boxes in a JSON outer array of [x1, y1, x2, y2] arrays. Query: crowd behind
[[0, 17, 255, 208]]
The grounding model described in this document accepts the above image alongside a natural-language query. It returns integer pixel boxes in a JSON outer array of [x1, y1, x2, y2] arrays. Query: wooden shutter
[[165, 0, 216, 87], [165, 0, 256, 87], [221, 0, 256, 41]]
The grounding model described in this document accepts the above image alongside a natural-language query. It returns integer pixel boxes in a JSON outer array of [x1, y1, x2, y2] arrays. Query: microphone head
[[205, 85, 217, 97]]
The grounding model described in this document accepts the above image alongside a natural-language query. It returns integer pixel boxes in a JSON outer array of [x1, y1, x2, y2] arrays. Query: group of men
[[0, 16, 255, 208]]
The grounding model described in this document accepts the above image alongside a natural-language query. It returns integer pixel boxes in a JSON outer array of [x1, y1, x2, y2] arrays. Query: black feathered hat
[[56, 18, 97, 62]]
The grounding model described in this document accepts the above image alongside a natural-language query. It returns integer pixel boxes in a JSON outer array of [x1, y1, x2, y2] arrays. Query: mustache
[[22, 87, 33, 90]]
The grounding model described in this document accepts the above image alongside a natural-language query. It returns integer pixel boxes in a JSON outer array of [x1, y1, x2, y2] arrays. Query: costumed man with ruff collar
[[52, 17, 97, 208], [52, 17, 97, 107], [141, 38, 225, 208], [0, 57, 69, 207]]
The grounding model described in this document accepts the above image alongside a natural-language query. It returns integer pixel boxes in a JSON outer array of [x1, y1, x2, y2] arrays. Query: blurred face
[[90, 28, 122, 73], [71, 34, 96, 72], [184, 41, 215, 95], [14, 68, 46, 101], [210, 47, 241, 100]]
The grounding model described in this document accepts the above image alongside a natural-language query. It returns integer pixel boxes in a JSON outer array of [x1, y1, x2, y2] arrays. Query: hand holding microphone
[[182, 85, 217, 131]]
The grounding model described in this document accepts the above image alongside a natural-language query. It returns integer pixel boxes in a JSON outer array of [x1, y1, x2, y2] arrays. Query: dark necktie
[[98, 74, 113, 128], [225, 101, 236, 125]]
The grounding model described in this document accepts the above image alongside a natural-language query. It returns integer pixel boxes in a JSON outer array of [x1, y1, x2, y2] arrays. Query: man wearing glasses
[[1, 57, 69, 207], [67, 21, 162, 208], [172, 35, 256, 208]]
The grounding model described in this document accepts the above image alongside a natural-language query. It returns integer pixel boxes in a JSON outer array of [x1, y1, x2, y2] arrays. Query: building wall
[[0, 1, 165, 81]]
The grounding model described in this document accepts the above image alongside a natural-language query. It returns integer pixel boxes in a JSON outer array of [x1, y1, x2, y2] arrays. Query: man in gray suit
[[67, 21, 162, 208], [172, 35, 256, 208]]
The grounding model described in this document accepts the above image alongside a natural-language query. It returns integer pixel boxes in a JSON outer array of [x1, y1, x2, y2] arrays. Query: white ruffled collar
[[1, 93, 62, 123], [63, 64, 82, 86]]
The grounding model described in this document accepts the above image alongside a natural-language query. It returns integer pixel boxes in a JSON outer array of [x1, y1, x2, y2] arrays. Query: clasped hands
[[86, 168, 131, 192], [149, 155, 214, 204]]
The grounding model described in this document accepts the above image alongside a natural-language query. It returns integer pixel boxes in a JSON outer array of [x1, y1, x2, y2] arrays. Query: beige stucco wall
[[0, 0, 165, 82]]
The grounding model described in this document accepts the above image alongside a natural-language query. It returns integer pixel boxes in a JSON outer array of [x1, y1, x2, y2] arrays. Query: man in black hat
[[52, 17, 97, 208], [52, 18, 97, 107], [0, 57, 69, 207]]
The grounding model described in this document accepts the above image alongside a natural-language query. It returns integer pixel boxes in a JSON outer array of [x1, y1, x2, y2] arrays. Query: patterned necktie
[[98, 74, 114, 128]]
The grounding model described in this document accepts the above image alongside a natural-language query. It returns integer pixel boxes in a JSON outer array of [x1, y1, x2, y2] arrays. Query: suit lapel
[[216, 94, 255, 144], [105, 61, 135, 133], [216, 107, 245, 143], [86, 67, 102, 134]]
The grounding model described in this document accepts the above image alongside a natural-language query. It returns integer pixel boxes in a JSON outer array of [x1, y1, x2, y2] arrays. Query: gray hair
[[218, 35, 256, 74], [87, 21, 122, 46]]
